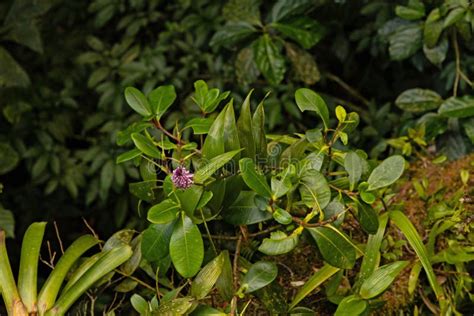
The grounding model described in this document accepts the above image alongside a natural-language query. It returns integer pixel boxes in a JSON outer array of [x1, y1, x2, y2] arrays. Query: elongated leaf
[[424, 9, 443, 47], [141, 222, 175, 262], [334, 295, 367, 316], [308, 226, 356, 269], [37, 235, 99, 313], [18, 222, 46, 312], [223, 191, 272, 225], [131, 133, 162, 159], [272, 17, 325, 49], [0, 46, 30, 88], [148, 85, 176, 118], [48, 246, 132, 315], [191, 252, 225, 299], [258, 231, 299, 255], [367, 155, 405, 191], [0, 142, 19, 175], [395, 88, 443, 112], [0, 231, 23, 315], [239, 158, 272, 198], [169, 215, 204, 278], [116, 148, 141, 164], [223, 101, 241, 160], [253, 101, 267, 160], [356, 202, 379, 235], [289, 264, 340, 309], [389, 210, 446, 309], [388, 23, 422, 61], [253, 34, 286, 85], [147, 199, 180, 224], [299, 170, 331, 209], [194, 149, 242, 184], [438, 96, 474, 118], [359, 261, 409, 299], [210, 22, 257, 47], [125, 87, 152, 116], [216, 251, 233, 301], [175, 185, 203, 218], [156, 297, 193, 315], [237, 91, 256, 159], [202, 106, 226, 160], [0, 208, 14, 238], [344, 152, 362, 191], [295, 88, 329, 130], [270, 0, 312, 22], [242, 261, 278, 293], [185, 117, 214, 135]]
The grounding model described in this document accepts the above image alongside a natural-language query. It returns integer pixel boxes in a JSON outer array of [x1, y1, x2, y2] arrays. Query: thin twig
[[325, 72, 370, 106], [230, 233, 243, 316], [53, 221, 64, 255], [202, 225, 282, 241], [82, 218, 101, 249], [452, 31, 461, 97]]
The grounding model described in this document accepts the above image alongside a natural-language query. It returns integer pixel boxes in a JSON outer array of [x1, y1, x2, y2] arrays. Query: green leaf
[[295, 88, 330, 130], [239, 158, 272, 199], [438, 96, 474, 118], [129, 181, 155, 202], [131, 133, 162, 159], [124, 87, 152, 116], [253, 34, 286, 85], [147, 200, 180, 224], [155, 297, 193, 315], [141, 222, 175, 262], [148, 85, 176, 118], [252, 101, 267, 160], [116, 148, 141, 164], [395, 4, 425, 20], [0, 46, 30, 87], [289, 263, 340, 309], [4, 20, 43, 53], [359, 261, 409, 299], [389, 210, 446, 309], [308, 226, 356, 269], [356, 202, 379, 235], [223, 101, 241, 158], [443, 7, 466, 28], [192, 305, 226, 316], [185, 117, 214, 135], [299, 170, 331, 209], [273, 17, 325, 49], [242, 261, 278, 293], [367, 155, 405, 191], [0, 143, 19, 175], [237, 91, 256, 159], [201, 106, 226, 160], [0, 230, 22, 315], [18, 222, 46, 312], [169, 215, 204, 278], [222, 0, 261, 25], [388, 23, 422, 61], [216, 251, 233, 301], [334, 295, 367, 316], [210, 22, 257, 47], [223, 191, 272, 225], [258, 231, 299, 255], [235, 47, 260, 86], [0, 208, 14, 238], [49, 246, 132, 316], [175, 185, 203, 218], [344, 152, 363, 191], [272, 207, 292, 225], [130, 294, 150, 315], [423, 36, 448, 66], [190, 252, 225, 299], [395, 88, 443, 112], [194, 149, 242, 184], [37, 235, 99, 314], [424, 9, 443, 47], [270, 0, 312, 22], [286, 41, 321, 85]]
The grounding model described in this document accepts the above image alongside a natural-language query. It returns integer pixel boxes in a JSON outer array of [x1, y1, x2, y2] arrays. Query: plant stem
[[230, 233, 243, 316]]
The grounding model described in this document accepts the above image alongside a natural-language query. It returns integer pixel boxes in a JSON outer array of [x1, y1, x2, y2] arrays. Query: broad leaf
[[175, 185, 203, 218], [148, 85, 176, 118], [253, 34, 286, 85], [190, 252, 225, 299], [356, 202, 379, 235], [223, 191, 272, 225], [201, 106, 226, 160], [334, 295, 367, 316], [194, 149, 242, 184], [367, 155, 405, 191], [0, 47, 30, 87], [258, 231, 298, 255], [242, 261, 278, 293], [438, 96, 474, 118], [131, 133, 162, 159], [308, 226, 356, 269], [0, 143, 19, 175], [125, 87, 152, 117], [344, 152, 363, 191], [359, 261, 409, 299], [185, 117, 214, 135], [147, 199, 180, 224], [388, 22, 422, 61], [239, 158, 272, 198], [270, 0, 312, 22], [299, 170, 331, 209], [169, 215, 204, 278], [295, 88, 329, 130], [272, 17, 325, 49], [210, 22, 257, 47], [395, 88, 443, 112], [141, 222, 175, 262], [424, 8, 443, 47]]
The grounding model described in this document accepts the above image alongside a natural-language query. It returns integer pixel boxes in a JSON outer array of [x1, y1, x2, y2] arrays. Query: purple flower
[[172, 166, 194, 189]]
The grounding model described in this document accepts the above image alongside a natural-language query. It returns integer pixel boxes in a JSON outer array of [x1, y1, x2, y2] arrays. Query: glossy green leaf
[[130, 294, 150, 315], [270, 0, 312, 22], [359, 261, 409, 299], [295, 88, 329, 130], [389, 23, 422, 61], [141, 222, 175, 262], [273, 17, 325, 49], [252, 101, 267, 160], [367, 155, 405, 191], [224, 191, 272, 225], [242, 261, 278, 293], [216, 251, 233, 301], [395, 3, 425, 20], [258, 231, 299, 255], [356, 202, 379, 235], [175, 185, 203, 218], [131, 133, 162, 159], [185, 117, 214, 135], [18, 222, 46, 312], [253, 34, 286, 85], [237, 90, 256, 159], [0, 231, 22, 315], [147, 199, 180, 224], [334, 295, 367, 316], [201, 106, 226, 160], [194, 149, 242, 184], [129, 181, 155, 202], [191, 305, 226, 316], [210, 22, 257, 47], [423, 36, 448, 66], [272, 207, 292, 225], [148, 85, 176, 118], [344, 151, 362, 191], [223, 100, 241, 160], [0, 209, 14, 238], [116, 148, 141, 164], [124, 87, 152, 116], [239, 158, 272, 198], [155, 297, 193, 315], [190, 252, 225, 299], [169, 215, 204, 278], [443, 7, 465, 28], [395, 88, 443, 112], [438, 96, 474, 118], [308, 226, 356, 269], [423, 8, 443, 47], [299, 170, 331, 209]]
